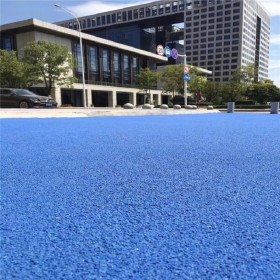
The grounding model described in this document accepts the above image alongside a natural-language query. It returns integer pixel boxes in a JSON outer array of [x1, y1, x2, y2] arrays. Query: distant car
[[0, 88, 57, 108]]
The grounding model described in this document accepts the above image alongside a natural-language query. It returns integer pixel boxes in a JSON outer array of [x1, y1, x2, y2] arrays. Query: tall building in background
[[56, 0, 270, 83]]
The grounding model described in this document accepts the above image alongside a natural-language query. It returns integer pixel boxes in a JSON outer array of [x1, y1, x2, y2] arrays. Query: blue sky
[[1, 0, 279, 87]]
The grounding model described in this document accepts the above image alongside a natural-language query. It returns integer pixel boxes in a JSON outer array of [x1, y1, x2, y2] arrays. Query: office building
[[56, 0, 270, 82], [0, 19, 168, 107]]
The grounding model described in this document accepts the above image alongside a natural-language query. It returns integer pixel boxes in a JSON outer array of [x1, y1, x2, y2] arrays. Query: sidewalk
[[0, 107, 221, 118]]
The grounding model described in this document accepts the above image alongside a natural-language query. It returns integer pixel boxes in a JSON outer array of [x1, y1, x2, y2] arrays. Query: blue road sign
[[171, 48, 178, 59], [164, 46, 171, 57], [184, 74, 190, 82]]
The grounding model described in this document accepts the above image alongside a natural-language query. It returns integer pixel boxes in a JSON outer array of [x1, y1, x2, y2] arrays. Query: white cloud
[[258, 0, 280, 17], [268, 59, 280, 69], [270, 34, 280, 45], [67, 1, 147, 16], [67, 0, 280, 17]]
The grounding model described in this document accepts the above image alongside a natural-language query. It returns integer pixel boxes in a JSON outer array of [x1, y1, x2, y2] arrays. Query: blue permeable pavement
[[1, 114, 280, 279]]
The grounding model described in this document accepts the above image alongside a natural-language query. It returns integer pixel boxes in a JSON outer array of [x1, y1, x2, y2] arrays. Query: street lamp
[[54, 3, 87, 107], [178, 54, 188, 107]]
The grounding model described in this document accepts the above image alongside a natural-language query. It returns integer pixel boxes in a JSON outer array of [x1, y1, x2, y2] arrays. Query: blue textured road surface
[[1, 114, 280, 279]]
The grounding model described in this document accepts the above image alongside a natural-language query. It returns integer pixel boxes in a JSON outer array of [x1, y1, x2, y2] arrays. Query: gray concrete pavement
[[0, 107, 221, 118]]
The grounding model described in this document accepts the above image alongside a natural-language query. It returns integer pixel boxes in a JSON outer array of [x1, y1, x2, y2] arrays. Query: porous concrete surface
[[0, 107, 221, 118]]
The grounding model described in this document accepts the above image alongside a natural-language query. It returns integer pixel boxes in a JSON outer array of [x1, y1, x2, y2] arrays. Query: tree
[[246, 82, 280, 103], [137, 68, 159, 104], [0, 50, 38, 88], [160, 65, 184, 97], [230, 64, 256, 85], [188, 67, 208, 102], [221, 64, 256, 102], [203, 81, 224, 104], [23, 41, 76, 96]]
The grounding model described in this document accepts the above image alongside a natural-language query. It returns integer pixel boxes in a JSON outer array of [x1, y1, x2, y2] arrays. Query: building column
[[129, 91, 137, 106], [108, 91, 117, 107], [54, 87, 62, 107], [87, 89, 93, 107]]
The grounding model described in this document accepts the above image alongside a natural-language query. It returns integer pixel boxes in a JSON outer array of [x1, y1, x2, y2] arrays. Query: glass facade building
[[56, 0, 270, 83], [0, 19, 167, 107]]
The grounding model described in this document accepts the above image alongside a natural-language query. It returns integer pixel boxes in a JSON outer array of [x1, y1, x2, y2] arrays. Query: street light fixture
[[178, 54, 188, 107], [54, 3, 87, 107]]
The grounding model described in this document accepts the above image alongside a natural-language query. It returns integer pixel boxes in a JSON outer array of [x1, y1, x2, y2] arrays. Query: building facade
[[0, 19, 168, 107], [56, 0, 270, 83]]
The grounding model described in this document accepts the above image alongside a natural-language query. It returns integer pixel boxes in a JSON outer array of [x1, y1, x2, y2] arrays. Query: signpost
[[164, 46, 171, 57], [157, 45, 190, 107], [171, 48, 179, 60], [156, 45, 164, 56]]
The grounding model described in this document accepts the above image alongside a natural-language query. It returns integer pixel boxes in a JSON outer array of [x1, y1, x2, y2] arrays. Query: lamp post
[[54, 4, 87, 107], [178, 0, 188, 107], [178, 54, 188, 107]]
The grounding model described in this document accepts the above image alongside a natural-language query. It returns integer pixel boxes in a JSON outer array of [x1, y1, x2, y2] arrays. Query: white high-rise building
[[185, 0, 270, 82]]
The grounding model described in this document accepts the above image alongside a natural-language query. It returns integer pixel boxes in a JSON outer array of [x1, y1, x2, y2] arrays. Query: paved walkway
[[0, 107, 221, 118]]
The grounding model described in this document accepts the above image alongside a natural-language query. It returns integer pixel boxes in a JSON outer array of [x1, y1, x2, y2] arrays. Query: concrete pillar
[[54, 87, 62, 107], [108, 91, 117, 107], [271, 102, 279, 114], [129, 92, 136, 106], [87, 89, 93, 107], [227, 102, 235, 113]]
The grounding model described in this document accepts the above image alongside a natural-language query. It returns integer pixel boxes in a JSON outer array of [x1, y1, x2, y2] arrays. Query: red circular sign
[[157, 45, 164, 56]]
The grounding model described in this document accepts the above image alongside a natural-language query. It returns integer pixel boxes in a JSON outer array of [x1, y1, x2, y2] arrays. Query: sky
[[0, 0, 280, 87]]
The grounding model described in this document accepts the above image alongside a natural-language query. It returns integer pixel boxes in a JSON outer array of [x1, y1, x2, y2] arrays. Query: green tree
[[230, 64, 256, 85], [138, 68, 159, 104], [203, 81, 224, 104], [188, 67, 208, 101], [23, 41, 76, 96], [246, 82, 280, 103], [160, 65, 184, 97], [0, 50, 38, 88], [221, 64, 256, 102]]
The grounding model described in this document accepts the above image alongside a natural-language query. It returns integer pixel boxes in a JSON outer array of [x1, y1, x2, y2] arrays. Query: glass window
[[123, 55, 131, 84], [102, 49, 111, 83], [134, 9, 139, 19], [107, 15, 111, 24], [159, 4, 164, 15], [112, 14, 116, 23], [172, 1, 178, 12], [128, 10, 132, 20], [165, 3, 171, 13], [87, 19, 91, 28], [88, 46, 99, 82], [122, 11, 127, 21], [73, 42, 84, 80], [2, 37, 13, 51], [96, 17, 101, 26], [132, 57, 139, 85], [113, 52, 121, 84], [152, 6, 157, 16], [102, 16, 106, 25], [117, 12, 122, 22], [139, 8, 144, 18]]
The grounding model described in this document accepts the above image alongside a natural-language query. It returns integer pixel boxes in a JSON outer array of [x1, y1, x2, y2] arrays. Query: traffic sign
[[184, 74, 190, 82], [184, 66, 190, 74], [171, 48, 178, 60], [157, 45, 164, 56], [164, 46, 171, 57]]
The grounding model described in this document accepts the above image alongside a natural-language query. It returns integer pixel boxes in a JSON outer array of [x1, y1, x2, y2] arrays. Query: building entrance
[[61, 89, 83, 107], [92, 91, 109, 107]]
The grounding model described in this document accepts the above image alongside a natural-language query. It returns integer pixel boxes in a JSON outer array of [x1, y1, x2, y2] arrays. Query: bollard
[[271, 102, 279, 114], [227, 102, 235, 113]]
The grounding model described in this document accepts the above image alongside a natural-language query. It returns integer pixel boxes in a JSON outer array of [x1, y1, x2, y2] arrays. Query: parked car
[[0, 88, 57, 108]]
